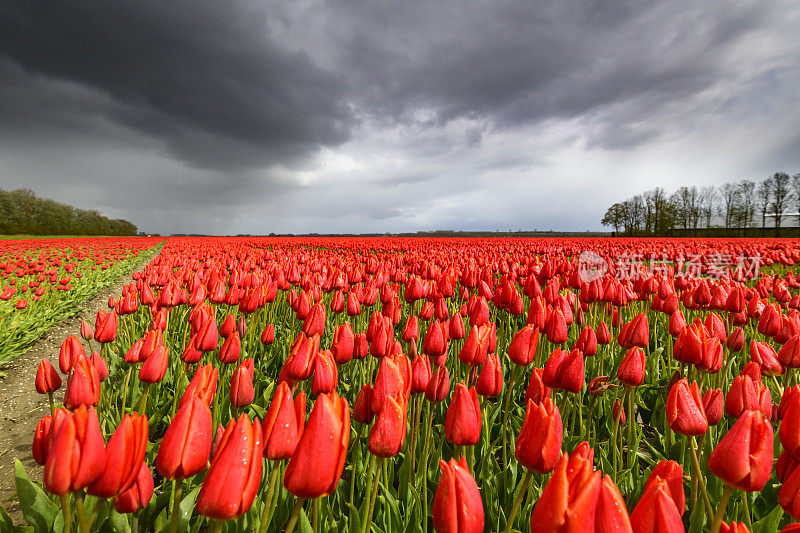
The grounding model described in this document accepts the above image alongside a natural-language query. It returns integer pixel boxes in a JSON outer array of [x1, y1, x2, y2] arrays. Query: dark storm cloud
[[0, 0, 798, 234], [0, 1, 353, 170]]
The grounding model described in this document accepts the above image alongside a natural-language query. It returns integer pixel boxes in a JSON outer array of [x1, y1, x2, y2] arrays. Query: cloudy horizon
[[1, 1, 799, 235]]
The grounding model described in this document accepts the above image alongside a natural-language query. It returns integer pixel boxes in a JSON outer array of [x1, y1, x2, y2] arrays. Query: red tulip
[[411, 354, 432, 394], [196, 414, 263, 520], [156, 395, 212, 480], [94, 310, 117, 343], [368, 394, 407, 457], [780, 387, 800, 458], [617, 347, 646, 387], [750, 340, 783, 376], [708, 409, 773, 492], [543, 347, 585, 393], [218, 331, 241, 365], [444, 384, 481, 446], [702, 388, 724, 426], [423, 319, 448, 359], [666, 379, 708, 436], [432, 457, 484, 533], [643, 460, 685, 515], [64, 356, 100, 410], [87, 413, 148, 498], [515, 398, 562, 474], [283, 332, 319, 381], [354, 384, 375, 425], [59, 335, 85, 374], [230, 359, 255, 408], [32, 408, 69, 465], [113, 462, 154, 514], [139, 345, 169, 383], [261, 323, 275, 345], [475, 353, 503, 398], [179, 364, 218, 409], [508, 325, 539, 366], [331, 322, 355, 364], [630, 478, 685, 532], [458, 325, 490, 367], [44, 406, 106, 495], [525, 367, 551, 405], [530, 447, 600, 531], [283, 391, 350, 498], [263, 382, 306, 461], [35, 359, 61, 394], [311, 349, 339, 395]]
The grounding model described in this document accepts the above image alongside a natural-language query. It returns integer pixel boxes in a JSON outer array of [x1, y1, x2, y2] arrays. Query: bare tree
[[699, 186, 716, 231], [737, 179, 755, 232], [720, 182, 739, 229], [793, 173, 800, 233], [772, 172, 792, 236], [757, 177, 773, 233], [601, 203, 624, 234]]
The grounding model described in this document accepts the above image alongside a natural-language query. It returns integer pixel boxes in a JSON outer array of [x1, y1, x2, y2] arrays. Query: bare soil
[[0, 251, 158, 525]]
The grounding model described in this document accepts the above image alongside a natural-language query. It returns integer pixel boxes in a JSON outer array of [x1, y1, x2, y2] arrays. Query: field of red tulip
[[0, 237, 162, 369], [5, 236, 800, 533]]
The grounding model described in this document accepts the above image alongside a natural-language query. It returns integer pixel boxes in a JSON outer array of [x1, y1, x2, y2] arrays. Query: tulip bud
[[515, 398, 562, 474], [508, 325, 539, 366], [179, 363, 218, 409], [354, 384, 376, 425], [411, 354, 431, 394], [702, 387, 724, 426], [630, 478, 684, 532], [475, 353, 503, 398], [59, 335, 85, 374], [44, 406, 106, 495], [113, 462, 154, 514], [64, 356, 101, 410], [425, 367, 450, 403], [432, 457, 484, 533], [708, 409, 773, 492], [35, 359, 61, 394], [80, 320, 94, 341], [196, 414, 263, 520], [617, 347, 646, 387], [444, 384, 481, 446], [644, 460, 685, 515], [283, 391, 350, 498], [666, 379, 708, 436], [331, 322, 355, 364], [32, 408, 69, 465], [218, 331, 241, 365], [531, 448, 601, 531], [139, 345, 169, 383], [230, 359, 255, 408], [94, 310, 117, 343], [87, 413, 148, 498], [525, 367, 551, 404], [261, 323, 275, 345], [368, 394, 407, 457], [543, 347, 585, 393], [311, 350, 338, 396], [156, 396, 212, 480]]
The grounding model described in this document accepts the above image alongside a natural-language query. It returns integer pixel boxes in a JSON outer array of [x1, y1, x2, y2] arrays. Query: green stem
[[627, 386, 635, 468], [501, 366, 520, 469], [137, 383, 151, 414], [364, 458, 383, 533], [711, 485, 734, 533], [209, 519, 224, 533], [505, 470, 532, 533], [741, 490, 753, 532], [688, 436, 714, 523], [285, 497, 306, 533], [75, 493, 90, 533], [421, 403, 434, 533], [167, 479, 184, 533], [60, 494, 72, 533]]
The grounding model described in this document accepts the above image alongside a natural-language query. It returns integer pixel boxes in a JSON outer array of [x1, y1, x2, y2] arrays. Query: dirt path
[[0, 246, 162, 524]]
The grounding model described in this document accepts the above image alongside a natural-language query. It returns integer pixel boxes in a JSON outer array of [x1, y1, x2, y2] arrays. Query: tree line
[[601, 173, 800, 237], [0, 188, 138, 236]]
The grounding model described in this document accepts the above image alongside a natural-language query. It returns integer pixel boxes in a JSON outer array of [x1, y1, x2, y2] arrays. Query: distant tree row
[[0, 188, 137, 236], [602, 173, 800, 237]]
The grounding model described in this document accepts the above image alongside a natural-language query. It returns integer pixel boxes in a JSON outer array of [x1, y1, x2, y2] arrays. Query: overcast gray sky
[[1, 1, 798, 234]]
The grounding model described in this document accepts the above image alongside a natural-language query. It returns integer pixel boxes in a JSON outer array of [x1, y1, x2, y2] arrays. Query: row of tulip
[[0, 237, 163, 365], [6, 236, 800, 532]]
